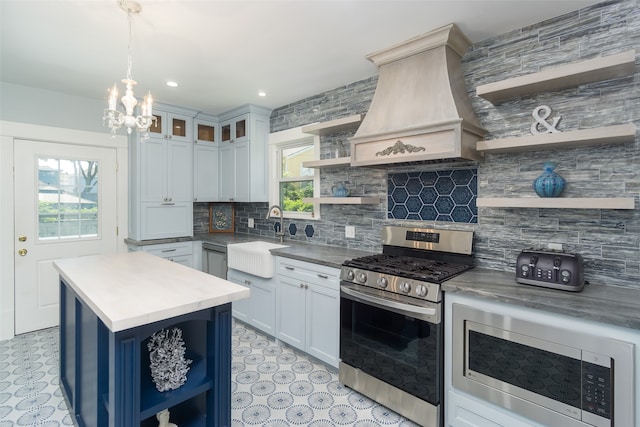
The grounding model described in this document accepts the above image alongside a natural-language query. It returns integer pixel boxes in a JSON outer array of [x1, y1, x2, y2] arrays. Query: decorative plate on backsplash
[[209, 203, 235, 233]]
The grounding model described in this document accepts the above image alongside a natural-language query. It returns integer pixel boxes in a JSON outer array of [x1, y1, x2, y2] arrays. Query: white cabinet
[[128, 105, 195, 241], [193, 117, 220, 202], [149, 111, 193, 143], [275, 257, 340, 368], [140, 137, 192, 203], [227, 268, 276, 336], [220, 113, 249, 145], [127, 241, 194, 268], [217, 105, 272, 202]]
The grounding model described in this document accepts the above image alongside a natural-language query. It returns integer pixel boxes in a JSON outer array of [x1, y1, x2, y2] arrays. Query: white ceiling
[[1, 0, 602, 116]]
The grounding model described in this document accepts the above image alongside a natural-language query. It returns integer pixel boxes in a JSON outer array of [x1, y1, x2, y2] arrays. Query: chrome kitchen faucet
[[266, 205, 285, 243]]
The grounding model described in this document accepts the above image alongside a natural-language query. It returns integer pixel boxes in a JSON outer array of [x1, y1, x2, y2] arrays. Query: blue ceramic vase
[[533, 162, 565, 197]]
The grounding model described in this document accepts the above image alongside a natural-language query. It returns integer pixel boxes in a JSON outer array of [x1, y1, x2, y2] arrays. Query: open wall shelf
[[476, 50, 636, 104], [302, 157, 351, 168], [303, 197, 380, 205], [301, 114, 363, 136], [476, 197, 635, 210], [476, 124, 637, 153]]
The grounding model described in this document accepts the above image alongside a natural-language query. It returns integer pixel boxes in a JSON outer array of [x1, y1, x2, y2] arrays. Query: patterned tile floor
[[1, 321, 422, 426]]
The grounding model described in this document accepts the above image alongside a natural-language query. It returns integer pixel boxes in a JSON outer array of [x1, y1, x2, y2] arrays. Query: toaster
[[516, 249, 585, 291]]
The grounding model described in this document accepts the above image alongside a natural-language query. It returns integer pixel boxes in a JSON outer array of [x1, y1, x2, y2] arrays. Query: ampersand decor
[[530, 105, 562, 135]]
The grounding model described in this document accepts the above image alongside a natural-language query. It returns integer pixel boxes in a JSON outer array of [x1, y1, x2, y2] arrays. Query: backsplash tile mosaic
[[387, 169, 478, 223]]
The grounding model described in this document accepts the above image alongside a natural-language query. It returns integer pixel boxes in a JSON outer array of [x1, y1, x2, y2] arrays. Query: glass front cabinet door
[[148, 111, 193, 143], [220, 114, 249, 144]]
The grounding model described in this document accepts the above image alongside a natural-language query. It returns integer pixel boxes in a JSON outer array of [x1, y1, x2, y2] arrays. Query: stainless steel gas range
[[339, 226, 474, 427]]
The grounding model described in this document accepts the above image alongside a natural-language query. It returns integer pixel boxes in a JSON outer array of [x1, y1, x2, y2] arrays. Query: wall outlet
[[248, 218, 254, 228], [548, 243, 562, 251], [345, 225, 355, 238]]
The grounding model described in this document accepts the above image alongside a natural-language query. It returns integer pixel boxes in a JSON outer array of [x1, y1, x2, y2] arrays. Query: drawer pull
[[285, 266, 295, 271], [244, 280, 251, 285], [317, 274, 328, 279], [161, 248, 177, 253]]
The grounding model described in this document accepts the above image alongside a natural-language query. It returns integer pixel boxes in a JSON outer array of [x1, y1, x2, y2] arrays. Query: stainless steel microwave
[[452, 303, 635, 427]]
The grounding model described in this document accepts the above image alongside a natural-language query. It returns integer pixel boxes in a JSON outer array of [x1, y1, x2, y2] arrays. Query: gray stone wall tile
[[198, 0, 640, 288]]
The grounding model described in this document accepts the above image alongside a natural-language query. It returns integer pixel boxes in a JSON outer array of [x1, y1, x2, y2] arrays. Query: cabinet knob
[[299, 283, 304, 288], [305, 284, 309, 289], [245, 280, 251, 285]]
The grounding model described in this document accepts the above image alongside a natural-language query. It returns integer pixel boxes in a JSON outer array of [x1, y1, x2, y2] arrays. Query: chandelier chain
[[126, 10, 133, 81]]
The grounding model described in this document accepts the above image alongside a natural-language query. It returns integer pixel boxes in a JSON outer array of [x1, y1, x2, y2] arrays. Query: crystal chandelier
[[103, 0, 154, 137]]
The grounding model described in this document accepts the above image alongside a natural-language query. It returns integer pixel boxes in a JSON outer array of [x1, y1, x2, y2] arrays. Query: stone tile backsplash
[[201, 0, 640, 288]]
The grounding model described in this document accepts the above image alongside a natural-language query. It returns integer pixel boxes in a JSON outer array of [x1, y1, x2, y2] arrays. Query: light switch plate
[[248, 218, 254, 228]]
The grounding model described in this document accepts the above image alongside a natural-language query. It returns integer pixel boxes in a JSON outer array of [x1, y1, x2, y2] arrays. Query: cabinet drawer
[[143, 242, 193, 258], [276, 257, 340, 290]]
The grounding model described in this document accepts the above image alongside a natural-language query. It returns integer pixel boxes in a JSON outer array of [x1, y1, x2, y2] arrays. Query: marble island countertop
[[53, 251, 250, 332], [443, 268, 640, 330]]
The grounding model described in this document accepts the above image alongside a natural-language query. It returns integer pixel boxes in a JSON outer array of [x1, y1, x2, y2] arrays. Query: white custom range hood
[[350, 24, 486, 166]]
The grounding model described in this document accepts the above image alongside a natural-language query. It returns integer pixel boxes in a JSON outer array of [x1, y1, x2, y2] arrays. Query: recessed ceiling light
[[166, 81, 178, 87], [258, 91, 266, 97]]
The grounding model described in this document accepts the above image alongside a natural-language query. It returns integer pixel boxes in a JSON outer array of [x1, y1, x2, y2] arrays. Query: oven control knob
[[416, 284, 428, 297], [346, 270, 355, 280], [400, 281, 411, 293], [357, 272, 367, 283], [377, 277, 388, 288]]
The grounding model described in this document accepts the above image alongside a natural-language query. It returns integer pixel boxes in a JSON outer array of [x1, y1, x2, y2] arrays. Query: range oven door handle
[[340, 284, 440, 323]]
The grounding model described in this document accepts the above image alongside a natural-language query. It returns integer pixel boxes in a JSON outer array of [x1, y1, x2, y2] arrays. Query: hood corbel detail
[[350, 24, 486, 167]]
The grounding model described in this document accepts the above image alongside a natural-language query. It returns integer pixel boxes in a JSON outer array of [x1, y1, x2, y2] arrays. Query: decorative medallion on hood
[[350, 24, 486, 167]]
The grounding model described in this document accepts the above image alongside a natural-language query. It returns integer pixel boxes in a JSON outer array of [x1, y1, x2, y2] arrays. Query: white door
[[14, 140, 118, 334]]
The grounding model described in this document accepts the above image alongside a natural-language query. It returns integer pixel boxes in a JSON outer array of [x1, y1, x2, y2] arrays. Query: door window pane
[[38, 158, 99, 240]]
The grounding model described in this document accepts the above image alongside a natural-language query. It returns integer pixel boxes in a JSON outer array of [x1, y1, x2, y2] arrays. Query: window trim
[[268, 126, 320, 220]]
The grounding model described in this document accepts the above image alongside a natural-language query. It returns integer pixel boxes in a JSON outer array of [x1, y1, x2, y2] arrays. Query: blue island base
[[59, 278, 232, 427]]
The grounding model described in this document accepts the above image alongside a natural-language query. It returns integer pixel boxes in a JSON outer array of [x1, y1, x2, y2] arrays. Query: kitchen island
[[53, 251, 250, 427]]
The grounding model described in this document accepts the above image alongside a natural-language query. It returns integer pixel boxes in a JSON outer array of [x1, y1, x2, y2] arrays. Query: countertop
[[443, 268, 640, 330], [53, 252, 250, 332], [128, 234, 640, 331], [194, 233, 375, 269]]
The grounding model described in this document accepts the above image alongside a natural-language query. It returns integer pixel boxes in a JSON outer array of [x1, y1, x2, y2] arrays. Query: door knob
[[18, 235, 27, 242], [18, 248, 27, 256]]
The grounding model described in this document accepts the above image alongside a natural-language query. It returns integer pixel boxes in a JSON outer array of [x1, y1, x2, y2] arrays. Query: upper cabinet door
[[194, 119, 217, 145], [220, 113, 249, 145], [148, 111, 193, 143]]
